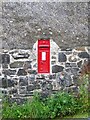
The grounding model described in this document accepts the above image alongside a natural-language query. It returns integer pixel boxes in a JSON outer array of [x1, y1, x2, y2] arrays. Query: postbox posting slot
[[38, 45, 50, 48]]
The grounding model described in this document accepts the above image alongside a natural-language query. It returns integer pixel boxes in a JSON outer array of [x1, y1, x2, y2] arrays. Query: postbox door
[[38, 40, 50, 73]]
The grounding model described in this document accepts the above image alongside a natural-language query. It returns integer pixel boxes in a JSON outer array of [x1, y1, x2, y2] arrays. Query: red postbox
[[38, 39, 50, 73]]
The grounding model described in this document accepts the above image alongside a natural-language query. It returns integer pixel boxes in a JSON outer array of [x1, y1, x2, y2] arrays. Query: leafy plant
[[45, 92, 77, 118], [2, 93, 50, 119], [76, 74, 89, 113]]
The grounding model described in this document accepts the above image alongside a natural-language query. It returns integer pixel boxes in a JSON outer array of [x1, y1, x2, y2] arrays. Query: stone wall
[[0, 41, 90, 103]]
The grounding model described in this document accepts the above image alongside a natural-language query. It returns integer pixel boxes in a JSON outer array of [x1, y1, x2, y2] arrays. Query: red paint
[[38, 39, 50, 73]]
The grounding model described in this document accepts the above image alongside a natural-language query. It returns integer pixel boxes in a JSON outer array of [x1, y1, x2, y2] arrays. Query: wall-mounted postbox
[[38, 39, 50, 73]]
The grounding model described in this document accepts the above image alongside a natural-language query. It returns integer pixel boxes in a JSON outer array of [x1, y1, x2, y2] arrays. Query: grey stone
[[2, 77, 16, 88], [2, 78, 8, 88], [19, 87, 26, 94], [9, 88, 17, 94], [64, 76, 73, 87], [0, 73, 1, 77], [52, 56, 56, 59], [23, 61, 32, 70], [10, 61, 24, 68], [57, 72, 73, 87], [1, 54, 10, 64], [2, 69, 16, 76], [2, 64, 8, 69], [49, 75, 53, 79], [65, 63, 70, 67], [33, 82, 41, 89], [0, 79, 2, 88], [52, 74, 56, 79], [12, 52, 29, 59], [12, 77, 18, 84], [8, 79, 16, 87], [40, 91, 50, 99], [78, 52, 90, 58], [77, 60, 82, 67], [51, 61, 56, 65], [52, 65, 64, 73], [28, 70, 37, 74], [70, 63, 77, 67], [65, 67, 79, 76], [72, 76, 79, 86], [17, 69, 27, 76], [61, 48, 72, 51], [1, 89, 8, 94], [8, 98, 26, 105], [41, 81, 53, 91], [68, 55, 78, 62], [19, 77, 28, 86], [58, 53, 67, 62], [27, 85, 35, 91], [28, 74, 35, 81]]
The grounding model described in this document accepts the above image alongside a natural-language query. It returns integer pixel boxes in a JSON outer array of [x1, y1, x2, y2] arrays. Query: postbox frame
[[38, 39, 50, 74]]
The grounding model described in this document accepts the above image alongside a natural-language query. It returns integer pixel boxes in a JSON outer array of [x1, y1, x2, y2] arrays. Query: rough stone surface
[[58, 53, 67, 62], [0, 54, 2, 64], [65, 62, 77, 67], [9, 88, 17, 94], [78, 52, 90, 58], [41, 81, 53, 91], [8, 97, 26, 105], [23, 61, 32, 70], [27, 85, 35, 91], [7, 79, 16, 87], [2, 64, 8, 68], [2, 69, 16, 76], [28, 74, 35, 81], [77, 60, 82, 67], [2, 54, 10, 64], [68, 55, 78, 62], [52, 65, 64, 73], [19, 87, 26, 94], [28, 70, 37, 74], [19, 77, 28, 86], [10, 61, 24, 68], [12, 52, 29, 59], [2, 78, 8, 88], [65, 68, 80, 76], [2, 2, 89, 49], [65, 63, 70, 67], [17, 69, 27, 76], [57, 72, 73, 88], [0, 45, 90, 101]]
